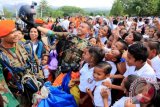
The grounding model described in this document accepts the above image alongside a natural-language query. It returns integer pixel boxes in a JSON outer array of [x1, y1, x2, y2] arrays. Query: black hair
[[95, 61, 112, 75], [28, 27, 41, 40], [69, 22, 75, 29], [128, 42, 148, 62], [149, 89, 160, 107], [113, 19, 118, 25], [122, 33, 128, 40], [124, 75, 140, 92], [133, 18, 138, 23], [133, 32, 142, 42], [104, 25, 111, 39], [42, 54, 50, 64], [53, 26, 66, 32], [145, 19, 149, 25], [88, 37, 96, 42], [139, 17, 142, 21], [118, 21, 125, 26], [156, 30, 160, 38], [117, 39, 128, 51], [147, 40, 160, 55], [88, 46, 105, 64]]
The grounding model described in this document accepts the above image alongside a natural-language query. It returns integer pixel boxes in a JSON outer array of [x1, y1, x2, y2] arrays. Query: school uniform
[[151, 55, 160, 79], [42, 65, 50, 79], [123, 64, 136, 77], [112, 97, 140, 107], [134, 62, 157, 81], [79, 63, 96, 92], [79, 63, 95, 107], [107, 61, 117, 75], [124, 62, 157, 82], [100, 37, 108, 44], [94, 78, 112, 107]]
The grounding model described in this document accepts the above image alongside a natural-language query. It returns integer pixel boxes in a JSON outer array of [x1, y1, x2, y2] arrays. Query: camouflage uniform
[[47, 30, 90, 72], [0, 42, 41, 107]]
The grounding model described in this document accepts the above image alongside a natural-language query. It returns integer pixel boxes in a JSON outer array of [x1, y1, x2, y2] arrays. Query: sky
[[0, 0, 115, 9]]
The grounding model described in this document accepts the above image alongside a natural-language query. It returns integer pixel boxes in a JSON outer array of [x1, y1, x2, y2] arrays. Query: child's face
[[145, 27, 149, 35], [93, 67, 108, 81], [126, 52, 137, 66], [17, 31, 24, 40], [105, 49, 120, 62], [69, 23, 75, 29], [42, 56, 49, 65], [148, 28, 155, 38], [102, 26, 108, 36], [107, 36, 113, 48], [98, 28, 103, 37], [83, 49, 92, 63], [125, 33, 134, 45], [89, 38, 97, 46], [111, 41, 124, 51]]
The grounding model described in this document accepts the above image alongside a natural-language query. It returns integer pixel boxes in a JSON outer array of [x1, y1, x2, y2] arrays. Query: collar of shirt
[[151, 55, 160, 62], [95, 78, 110, 86]]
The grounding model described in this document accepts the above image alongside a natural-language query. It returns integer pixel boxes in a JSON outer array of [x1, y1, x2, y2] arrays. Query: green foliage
[[110, 0, 124, 16], [37, 0, 109, 18], [58, 6, 86, 16], [87, 10, 109, 16], [110, 0, 160, 16], [51, 10, 64, 18], [37, 0, 49, 17], [37, 0, 86, 18], [3, 7, 13, 18]]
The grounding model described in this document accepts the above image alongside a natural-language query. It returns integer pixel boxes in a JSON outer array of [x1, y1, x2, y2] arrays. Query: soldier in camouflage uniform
[[37, 22, 91, 72], [0, 20, 42, 107]]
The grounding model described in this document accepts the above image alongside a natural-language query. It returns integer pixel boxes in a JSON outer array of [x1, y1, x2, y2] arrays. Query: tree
[[3, 7, 13, 18], [58, 6, 86, 16], [37, 0, 49, 18], [110, 0, 159, 16], [110, 0, 124, 16], [51, 10, 64, 18]]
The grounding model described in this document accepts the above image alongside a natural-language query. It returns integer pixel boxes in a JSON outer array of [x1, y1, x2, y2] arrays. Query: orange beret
[[0, 20, 15, 38], [34, 19, 44, 24]]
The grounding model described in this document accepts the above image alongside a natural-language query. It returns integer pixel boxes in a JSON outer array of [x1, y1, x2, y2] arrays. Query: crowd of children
[[0, 15, 160, 107]]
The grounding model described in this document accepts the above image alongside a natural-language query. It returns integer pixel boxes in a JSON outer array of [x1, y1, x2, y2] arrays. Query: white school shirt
[[79, 63, 96, 92], [151, 55, 160, 79], [100, 37, 108, 44], [123, 64, 136, 77], [94, 78, 111, 107], [134, 62, 157, 82], [42, 65, 50, 79], [60, 19, 70, 31], [123, 62, 157, 81], [107, 61, 117, 75], [112, 97, 140, 107]]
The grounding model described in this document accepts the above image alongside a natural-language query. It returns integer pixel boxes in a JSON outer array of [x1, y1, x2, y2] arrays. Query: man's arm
[[37, 26, 70, 37]]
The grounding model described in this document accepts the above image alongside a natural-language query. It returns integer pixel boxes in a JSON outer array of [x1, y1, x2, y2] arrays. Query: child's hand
[[102, 81, 112, 89], [44, 45, 50, 52], [124, 98, 136, 107], [100, 88, 109, 100], [86, 88, 92, 95], [68, 80, 75, 88]]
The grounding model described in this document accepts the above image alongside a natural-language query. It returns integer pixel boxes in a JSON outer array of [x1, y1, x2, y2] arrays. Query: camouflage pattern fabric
[[59, 35, 90, 72]]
